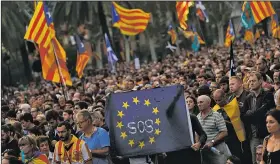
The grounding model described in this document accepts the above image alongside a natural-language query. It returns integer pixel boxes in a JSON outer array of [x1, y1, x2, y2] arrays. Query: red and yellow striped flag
[[168, 25, 177, 44], [249, 1, 275, 24], [24, 1, 72, 86], [271, 14, 280, 39], [176, 1, 194, 30], [112, 2, 151, 36]]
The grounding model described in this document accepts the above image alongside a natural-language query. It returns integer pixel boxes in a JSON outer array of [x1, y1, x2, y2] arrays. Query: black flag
[[230, 41, 236, 77]]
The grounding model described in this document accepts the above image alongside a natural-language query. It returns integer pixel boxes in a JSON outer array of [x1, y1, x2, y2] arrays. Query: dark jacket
[[241, 89, 275, 139]]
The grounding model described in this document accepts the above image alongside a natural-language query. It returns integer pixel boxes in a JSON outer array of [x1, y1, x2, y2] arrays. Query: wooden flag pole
[[50, 39, 69, 100]]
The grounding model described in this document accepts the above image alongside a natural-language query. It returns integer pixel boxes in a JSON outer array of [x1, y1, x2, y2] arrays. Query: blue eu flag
[[105, 85, 193, 157]]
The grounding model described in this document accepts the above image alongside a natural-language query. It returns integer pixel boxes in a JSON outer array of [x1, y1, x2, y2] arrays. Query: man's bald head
[[213, 89, 227, 107], [213, 89, 225, 98], [197, 95, 211, 112]]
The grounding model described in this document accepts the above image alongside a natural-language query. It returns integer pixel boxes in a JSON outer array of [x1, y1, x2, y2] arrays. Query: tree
[[1, 1, 33, 83], [205, 2, 234, 46]]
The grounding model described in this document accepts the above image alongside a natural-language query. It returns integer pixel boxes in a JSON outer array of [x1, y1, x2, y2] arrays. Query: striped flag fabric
[[249, 1, 275, 24], [75, 35, 90, 78], [105, 33, 118, 71], [167, 25, 177, 44], [112, 2, 151, 36], [271, 14, 280, 39], [224, 20, 235, 47], [176, 1, 194, 30], [24, 1, 72, 86], [179, 28, 194, 39], [195, 1, 209, 22]]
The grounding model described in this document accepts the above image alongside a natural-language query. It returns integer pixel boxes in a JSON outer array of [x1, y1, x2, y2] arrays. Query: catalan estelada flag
[[75, 35, 90, 78], [105, 85, 193, 157], [224, 20, 235, 47], [24, 152, 49, 164], [213, 97, 246, 142], [24, 1, 72, 86], [176, 1, 194, 30], [167, 25, 177, 44], [195, 1, 209, 22], [112, 2, 151, 36], [271, 14, 280, 39], [249, 1, 275, 24]]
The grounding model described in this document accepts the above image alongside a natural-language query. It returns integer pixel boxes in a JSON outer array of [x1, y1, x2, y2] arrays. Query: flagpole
[[50, 39, 69, 100]]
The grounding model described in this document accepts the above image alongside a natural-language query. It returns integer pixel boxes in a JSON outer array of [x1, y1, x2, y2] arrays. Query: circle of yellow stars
[[116, 97, 161, 149]]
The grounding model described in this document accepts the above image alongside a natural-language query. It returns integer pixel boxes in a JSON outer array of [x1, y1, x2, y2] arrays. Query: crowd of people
[[1, 36, 280, 164]]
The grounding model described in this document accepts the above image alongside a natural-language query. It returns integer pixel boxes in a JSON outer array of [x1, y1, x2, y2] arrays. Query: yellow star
[[155, 118, 161, 125], [117, 111, 125, 118], [132, 97, 140, 105], [116, 121, 124, 129], [155, 128, 161, 135], [138, 141, 145, 149], [152, 107, 159, 115], [128, 139, 135, 147], [120, 131, 127, 139], [149, 137, 155, 144], [144, 99, 151, 106], [122, 102, 129, 109]]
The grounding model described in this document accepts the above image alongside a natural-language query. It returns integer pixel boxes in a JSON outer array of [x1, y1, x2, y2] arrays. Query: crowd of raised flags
[[24, 1, 279, 87]]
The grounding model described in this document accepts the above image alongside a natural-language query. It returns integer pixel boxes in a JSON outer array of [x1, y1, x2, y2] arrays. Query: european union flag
[[105, 85, 194, 157]]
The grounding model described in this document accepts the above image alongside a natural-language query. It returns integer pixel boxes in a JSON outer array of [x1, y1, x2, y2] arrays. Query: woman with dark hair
[[36, 136, 53, 163], [260, 110, 280, 164], [185, 96, 199, 115]]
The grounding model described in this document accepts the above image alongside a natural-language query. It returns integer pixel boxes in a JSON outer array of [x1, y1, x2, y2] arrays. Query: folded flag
[[241, 2, 255, 29], [75, 35, 90, 78], [176, 1, 194, 30], [195, 1, 209, 22], [105, 33, 118, 71], [229, 41, 236, 77], [271, 14, 280, 39], [213, 97, 246, 142], [105, 85, 193, 157], [112, 2, 151, 36], [224, 20, 235, 47], [249, 1, 275, 24], [24, 1, 72, 86], [167, 25, 177, 44], [241, 1, 275, 29]]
